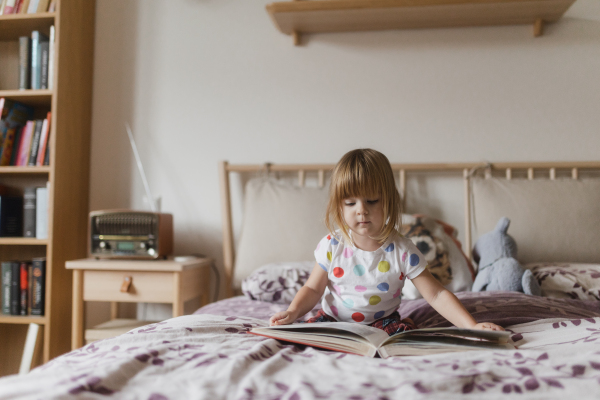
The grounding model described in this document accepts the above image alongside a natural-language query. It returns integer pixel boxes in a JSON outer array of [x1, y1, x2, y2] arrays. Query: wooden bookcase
[[0, 0, 95, 376]]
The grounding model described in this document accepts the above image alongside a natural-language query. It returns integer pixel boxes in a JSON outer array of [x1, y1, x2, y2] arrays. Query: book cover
[[31, 258, 45, 316], [16, 120, 34, 166], [1, 261, 11, 314], [40, 40, 49, 89], [35, 186, 48, 239], [28, 119, 44, 165], [30, 31, 48, 90], [20, 262, 28, 315], [48, 25, 55, 90], [15, 0, 24, 13], [0, 127, 17, 166], [10, 261, 20, 315], [9, 125, 24, 166], [250, 322, 513, 358], [43, 140, 49, 165], [19, 36, 31, 90], [0, 196, 23, 237], [23, 186, 36, 237], [36, 112, 50, 165], [0, 100, 34, 137]]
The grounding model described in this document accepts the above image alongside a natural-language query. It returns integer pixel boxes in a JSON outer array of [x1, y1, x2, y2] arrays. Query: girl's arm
[[270, 262, 329, 326], [411, 269, 504, 331]]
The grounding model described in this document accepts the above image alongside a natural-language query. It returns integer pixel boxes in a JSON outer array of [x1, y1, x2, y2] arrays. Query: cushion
[[241, 262, 314, 304], [400, 215, 475, 299], [233, 178, 329, 287], [472, 178, 600, 264], [524, 262, 600, 301]]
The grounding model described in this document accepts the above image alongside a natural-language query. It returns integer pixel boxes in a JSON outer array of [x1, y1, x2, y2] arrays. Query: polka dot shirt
[[314, 231, 427, 324]]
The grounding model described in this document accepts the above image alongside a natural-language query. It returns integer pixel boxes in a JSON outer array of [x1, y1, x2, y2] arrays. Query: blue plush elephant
[[472, 217, 541, 296]]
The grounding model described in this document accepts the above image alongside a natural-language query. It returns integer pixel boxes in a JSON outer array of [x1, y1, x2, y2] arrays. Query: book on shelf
[[23, 186, 36, 237], [19, 323, 43, 375], [250, 322, 514, 358], [30, 258, 45, 316], [27, 118, 43, 165], [31, 31, 49, 90], [35, 185, 48, 239], [48, 25, 55, 90], [0, 98, 33, 138], [0, 102, 51, 166], [19, 36, 31, 90], [0, 196, 23, 236], [40, 40, 49, 89], [36, 112, 50, 165], [0, 259, 45, 316]]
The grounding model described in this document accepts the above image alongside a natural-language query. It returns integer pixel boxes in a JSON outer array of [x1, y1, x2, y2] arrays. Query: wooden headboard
[[219, 161, 600, 298]]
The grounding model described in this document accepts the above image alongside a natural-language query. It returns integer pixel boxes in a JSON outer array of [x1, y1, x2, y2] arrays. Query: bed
[[1, 161, 600, 399]]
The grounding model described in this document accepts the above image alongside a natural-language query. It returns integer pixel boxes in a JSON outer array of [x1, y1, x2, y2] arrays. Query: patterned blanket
[[0, 292, 599, 399]]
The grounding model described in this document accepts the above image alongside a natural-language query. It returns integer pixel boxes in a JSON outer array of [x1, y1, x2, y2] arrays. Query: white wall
[[88, 0, 600, 322]]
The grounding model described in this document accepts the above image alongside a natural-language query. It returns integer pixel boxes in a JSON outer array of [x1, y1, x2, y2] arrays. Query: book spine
[[48, 26, 55, 90], [27, 263, 33, 315], [31, 31, 40, 89], [10, 261, 20, 315], [28, 119, 43, 166], [0, 197, 23, 237], [3, 0, 16, 14], [36, 112, 50, 165], [0, 127, 17, 166], [20, 262, 28, 315], [43, 140, 49, 165], [35, 187, 48, 239], [19, 0, 30, 13], [9, 125, 23, 166], [30, 258, 45, 316], [36, 0, 47, 13], [27, 0, 38, 13], [40, 41, 49, 89], [1, 262, 11, 314], [19, 37, 31, 90], [23, 187, 36, 237]]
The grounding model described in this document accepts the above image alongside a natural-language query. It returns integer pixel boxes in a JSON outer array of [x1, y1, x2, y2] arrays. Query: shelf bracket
[[292, 31, 301, 46], [533, 18, 544, 37]]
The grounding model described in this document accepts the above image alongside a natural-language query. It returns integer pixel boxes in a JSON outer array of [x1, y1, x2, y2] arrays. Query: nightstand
[[66, 257, 213, 350]]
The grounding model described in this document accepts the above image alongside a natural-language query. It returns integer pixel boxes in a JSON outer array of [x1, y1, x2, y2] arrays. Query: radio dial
[[148, 248, 156, 256], [139, 242, 147, 249], [99, 241, 108, 249]]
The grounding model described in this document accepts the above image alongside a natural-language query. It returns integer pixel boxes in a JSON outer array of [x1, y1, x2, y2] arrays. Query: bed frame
[[219, 161, 600, 298]]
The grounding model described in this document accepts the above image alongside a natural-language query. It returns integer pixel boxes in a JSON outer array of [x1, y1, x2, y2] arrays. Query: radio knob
[[148, 248, 156, 256], [139, 242, 146, 249], [99, 241, 107, 249]]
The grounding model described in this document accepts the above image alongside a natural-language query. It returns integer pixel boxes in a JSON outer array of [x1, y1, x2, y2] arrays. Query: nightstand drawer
[[83, 270, 174, 303]]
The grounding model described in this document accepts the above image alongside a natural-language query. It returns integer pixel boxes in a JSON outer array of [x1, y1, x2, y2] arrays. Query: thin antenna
[[125, 123, 156, 212]]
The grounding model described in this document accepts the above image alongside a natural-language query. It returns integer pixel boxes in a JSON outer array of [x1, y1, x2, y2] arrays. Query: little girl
[[270, 149, 503, 335]]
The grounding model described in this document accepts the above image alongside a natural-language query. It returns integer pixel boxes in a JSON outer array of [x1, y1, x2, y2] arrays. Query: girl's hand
[[270, 310, 298, 326], [473, 322, 504, 331]]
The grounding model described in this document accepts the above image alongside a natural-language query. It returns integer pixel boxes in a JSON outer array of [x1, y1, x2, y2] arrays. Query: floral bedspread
[[0, 292, 599, 399]]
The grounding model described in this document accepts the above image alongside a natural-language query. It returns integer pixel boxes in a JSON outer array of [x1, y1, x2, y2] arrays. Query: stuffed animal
[[471, 217, 541, 296]]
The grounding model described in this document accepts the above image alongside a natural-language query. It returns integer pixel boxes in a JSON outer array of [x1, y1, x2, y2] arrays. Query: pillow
[[234, 178, 329, 287], [241, 262, 314, 304], [400, 215, 475, 299], [472, 178, 600, 264], [524, 262, 600, 301]]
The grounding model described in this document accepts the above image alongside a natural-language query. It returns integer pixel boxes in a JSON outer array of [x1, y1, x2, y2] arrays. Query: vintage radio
[[90, 210, 173, 259]]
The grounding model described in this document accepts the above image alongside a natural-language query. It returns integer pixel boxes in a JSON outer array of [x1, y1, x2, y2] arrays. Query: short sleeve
[[403, 240, 428, 280], [314, 234, 334, 273]]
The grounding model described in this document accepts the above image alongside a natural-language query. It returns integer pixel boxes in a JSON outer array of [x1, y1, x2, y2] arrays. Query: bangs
[[335, 155, 384, 200]]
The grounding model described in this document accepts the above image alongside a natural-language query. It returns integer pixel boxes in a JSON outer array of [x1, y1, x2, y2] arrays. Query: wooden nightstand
[[66, 257, 213, 350]]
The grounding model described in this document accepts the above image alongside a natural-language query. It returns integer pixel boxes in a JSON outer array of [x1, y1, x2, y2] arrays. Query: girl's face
[[342, 195, 384, 241]]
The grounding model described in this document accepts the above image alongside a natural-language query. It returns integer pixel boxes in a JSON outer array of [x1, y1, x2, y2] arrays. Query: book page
[[383, 327, 510, 346], [256, 322, 390, 347], [379, 339, 516, 358]]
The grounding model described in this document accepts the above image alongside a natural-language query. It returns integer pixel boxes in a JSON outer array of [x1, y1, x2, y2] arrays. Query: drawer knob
[[120, 276, 133, 293]]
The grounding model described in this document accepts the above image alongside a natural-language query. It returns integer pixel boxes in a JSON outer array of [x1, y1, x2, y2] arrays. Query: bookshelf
[[266, 0, 577, 45], [0, 0, 95, 377]]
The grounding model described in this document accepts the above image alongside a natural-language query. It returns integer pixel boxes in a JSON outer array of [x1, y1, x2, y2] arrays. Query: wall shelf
[[266, 0, 577, 45]]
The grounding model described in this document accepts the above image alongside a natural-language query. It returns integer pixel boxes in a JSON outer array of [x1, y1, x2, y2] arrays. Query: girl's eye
[[367, 199, 379, 204], [345, 202, 355, 206]]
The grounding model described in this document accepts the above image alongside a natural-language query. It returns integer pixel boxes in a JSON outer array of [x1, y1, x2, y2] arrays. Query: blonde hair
[[325, 149, 402, 245]]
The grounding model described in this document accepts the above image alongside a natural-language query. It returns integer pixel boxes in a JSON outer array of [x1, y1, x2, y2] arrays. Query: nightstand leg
[[173, 272, 184, 317], [72, 270, 84, 350], [110, 302, 118, 320]]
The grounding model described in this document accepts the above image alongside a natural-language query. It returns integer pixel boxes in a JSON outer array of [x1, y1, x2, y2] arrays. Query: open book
[[250, 322, 514, 358]]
